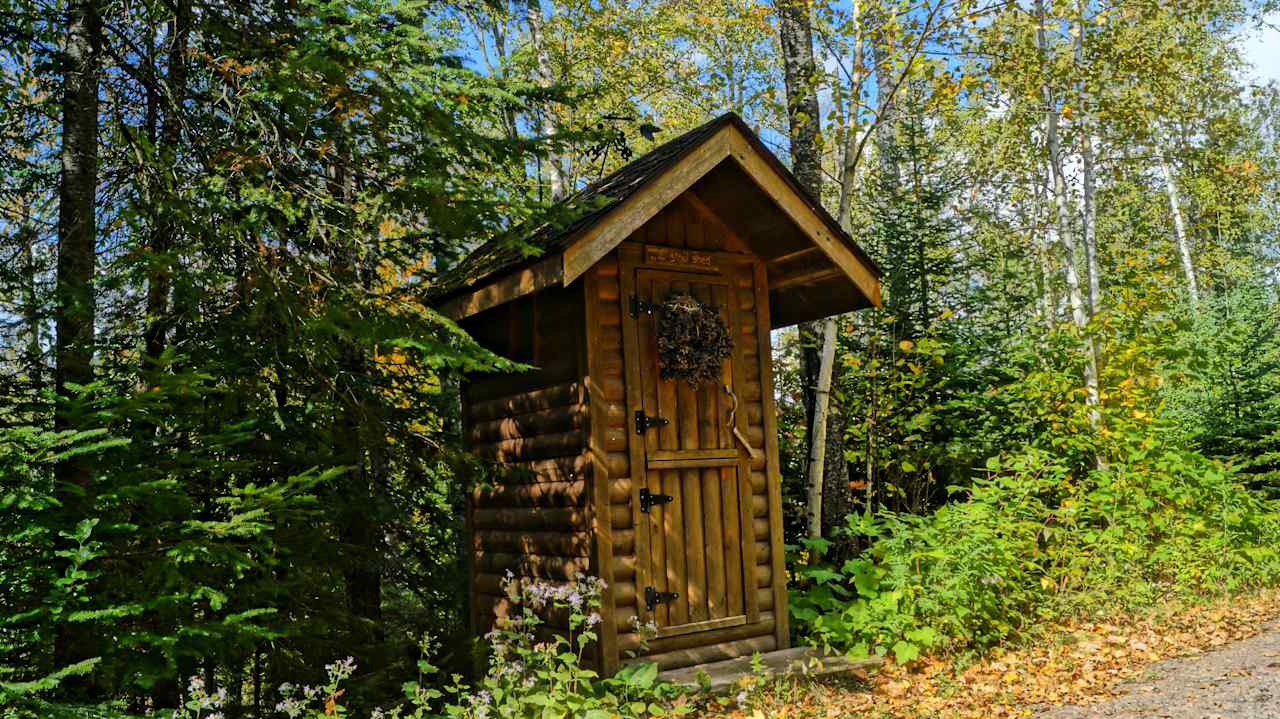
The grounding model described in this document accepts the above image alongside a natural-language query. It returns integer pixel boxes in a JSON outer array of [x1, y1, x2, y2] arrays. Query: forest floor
[[1039, 615, 1280, 718], [710, 587, 1280, 719]]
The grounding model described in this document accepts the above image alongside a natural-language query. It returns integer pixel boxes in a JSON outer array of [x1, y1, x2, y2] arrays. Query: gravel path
[[1040, 619, 1280, 718]]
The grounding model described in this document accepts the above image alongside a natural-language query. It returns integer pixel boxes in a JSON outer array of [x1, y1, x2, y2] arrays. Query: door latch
[[634, 410, 669, 435], [644, 586, 679, 611], [639, 488, 674, 514], [629, 295, 662, 318]]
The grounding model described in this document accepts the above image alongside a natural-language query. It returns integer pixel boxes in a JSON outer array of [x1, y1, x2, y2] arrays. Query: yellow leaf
[[899, 340, 915, 352]]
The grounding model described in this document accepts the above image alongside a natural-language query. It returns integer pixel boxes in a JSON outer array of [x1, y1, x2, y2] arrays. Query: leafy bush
[[157, 573, 690, 719], [791, 431, 1280, 663], [0, 382, 331, 706], [433, 573, 689, 719]]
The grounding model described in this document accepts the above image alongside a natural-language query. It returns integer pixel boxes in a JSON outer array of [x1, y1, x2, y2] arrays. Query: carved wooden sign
[[645, 246, 717, 270]]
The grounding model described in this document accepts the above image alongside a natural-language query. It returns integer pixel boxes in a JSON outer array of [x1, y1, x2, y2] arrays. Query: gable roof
[[435, 112, 882, 325]]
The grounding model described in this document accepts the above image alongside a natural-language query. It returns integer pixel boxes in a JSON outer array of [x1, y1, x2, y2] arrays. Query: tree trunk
[[1075, 3, 1101, 321], [1031, 170, 1058, 331], [19, 222, 42, 390], [870, 30, 901, 193], [777, 0, 853, 545], [1037, 0, 1100, 426], [835, 0, 864, 230], [53, 0, 100, 693], [527, 0, 567, 199], [144, 0, 191, 362], [776, 0, 823, 197], [805, 318, 837, 540], [1159, 153, 1199, 306], [55, 0, 99, 476], [1080, 134, 1100, 316]]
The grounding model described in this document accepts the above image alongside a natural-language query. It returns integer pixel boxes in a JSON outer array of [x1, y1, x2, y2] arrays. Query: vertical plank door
[[628, 266, 758, 639]]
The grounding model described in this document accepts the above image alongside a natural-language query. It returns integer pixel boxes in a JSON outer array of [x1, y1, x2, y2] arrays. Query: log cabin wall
[[461, 189, 789, 674], [462, 285, 593, 642]]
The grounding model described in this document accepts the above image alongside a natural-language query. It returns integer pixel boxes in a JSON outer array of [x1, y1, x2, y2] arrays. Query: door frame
[[616, 243, 762, 638]]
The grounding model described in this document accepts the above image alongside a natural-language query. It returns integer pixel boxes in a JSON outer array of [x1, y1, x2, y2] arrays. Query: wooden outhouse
[[436, 113, 882, 672]]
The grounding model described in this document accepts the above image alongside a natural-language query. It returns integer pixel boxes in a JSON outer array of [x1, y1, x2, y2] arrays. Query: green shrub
[[159, 574, 690, 719], [790, 431, 1280, 662]]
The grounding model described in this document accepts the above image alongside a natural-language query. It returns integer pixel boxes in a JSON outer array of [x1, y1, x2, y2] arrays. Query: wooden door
[[627, 264, 760, 638]]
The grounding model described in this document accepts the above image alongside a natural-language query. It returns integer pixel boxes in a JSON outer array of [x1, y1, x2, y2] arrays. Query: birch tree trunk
[[1075, 3, 1101, 320], [1037, 0, 1100, 425], [1159, 153, 1200, 305], [1026, 171, 1057, 331], [835, 0, 864, 231], [870, 27, 902, 193], [527, 0, 567, 199], [806, 317, 837, 540], [777, 0, 853, 544], [1080, 133, 1100, 316]]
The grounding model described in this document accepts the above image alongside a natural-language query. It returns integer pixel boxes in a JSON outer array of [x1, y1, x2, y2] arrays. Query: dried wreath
[[656, 293, 733, 385]]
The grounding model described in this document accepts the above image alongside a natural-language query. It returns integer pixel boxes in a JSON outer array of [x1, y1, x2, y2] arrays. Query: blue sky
[[1241, 11, 1280, 84]]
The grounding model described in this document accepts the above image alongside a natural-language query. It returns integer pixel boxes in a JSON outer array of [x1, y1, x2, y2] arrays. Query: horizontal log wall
[[463, 286, 590, 637]]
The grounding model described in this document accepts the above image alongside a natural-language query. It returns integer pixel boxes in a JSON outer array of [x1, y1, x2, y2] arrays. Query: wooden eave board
[[442, 121, 881, 321], [560, 124, 879, 301]]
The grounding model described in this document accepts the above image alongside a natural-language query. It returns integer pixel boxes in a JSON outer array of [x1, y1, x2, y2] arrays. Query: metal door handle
[[722, 384, 762, 461]]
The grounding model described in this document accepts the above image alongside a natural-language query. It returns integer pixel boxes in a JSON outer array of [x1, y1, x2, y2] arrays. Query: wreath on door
[[656, 293, 733, 385]]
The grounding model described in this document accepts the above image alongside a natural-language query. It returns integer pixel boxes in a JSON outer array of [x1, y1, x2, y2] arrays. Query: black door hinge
[[644, 586, 680, 611], [639, 488, 674, 514], [634, 410, 669, 435], [629, 294, 662, 318]]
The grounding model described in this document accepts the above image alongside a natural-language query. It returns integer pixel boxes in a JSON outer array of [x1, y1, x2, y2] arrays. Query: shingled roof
[[432, 112, 881, 306], [431, 114, 733, 300]]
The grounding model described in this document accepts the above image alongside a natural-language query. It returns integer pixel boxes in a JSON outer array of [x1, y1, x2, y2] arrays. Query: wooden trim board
[[654, 615, 748, 640], [753, 261, 789, 649], [656, 646, 882, 694], [583, 267, 620, 674], [724, 132, 881, 307], [441, 256, 563, 320], [562, 126, 736, 284]]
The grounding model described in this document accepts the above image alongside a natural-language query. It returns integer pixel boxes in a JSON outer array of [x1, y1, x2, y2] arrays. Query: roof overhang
[[439, 120, 882, 327]]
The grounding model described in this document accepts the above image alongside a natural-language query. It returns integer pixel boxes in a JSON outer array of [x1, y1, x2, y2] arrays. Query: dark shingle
[[432, 112, 880, 302], [431, 114, 734, 299]]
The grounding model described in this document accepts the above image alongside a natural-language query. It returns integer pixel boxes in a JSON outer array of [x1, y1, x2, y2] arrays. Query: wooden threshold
[[656, 646, 882, 694]]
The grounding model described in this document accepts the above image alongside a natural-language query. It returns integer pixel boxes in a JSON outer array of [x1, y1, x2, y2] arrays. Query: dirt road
[[1041, 619, 1280, 718]]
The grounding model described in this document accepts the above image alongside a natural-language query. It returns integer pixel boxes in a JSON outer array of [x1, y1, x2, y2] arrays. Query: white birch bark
[[806, 317, 838, 540], [1159, 153, 1200, 305], [1075, 2, 1101, 319], [1037, 0, 1100, 424], [526, 0, 567, 198], [835, 0, 864, 231]]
